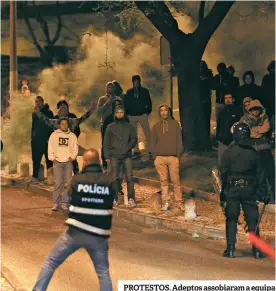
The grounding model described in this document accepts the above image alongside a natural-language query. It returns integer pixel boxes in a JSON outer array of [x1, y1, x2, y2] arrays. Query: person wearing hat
[[124, 75, 152, 157], [219, 122, 268, 259], [240, 99, 275, 202]]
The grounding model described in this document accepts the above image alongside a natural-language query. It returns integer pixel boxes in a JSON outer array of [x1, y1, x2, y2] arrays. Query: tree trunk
[[175, 49, 210, 152]]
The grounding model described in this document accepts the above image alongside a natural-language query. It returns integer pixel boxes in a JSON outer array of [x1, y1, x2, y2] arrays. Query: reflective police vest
[[66, 164, 114, 237]]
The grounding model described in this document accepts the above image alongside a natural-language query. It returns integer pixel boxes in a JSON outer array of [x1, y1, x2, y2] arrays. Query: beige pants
[[154, 156, 182, 202], [129, 114, 151, 152]]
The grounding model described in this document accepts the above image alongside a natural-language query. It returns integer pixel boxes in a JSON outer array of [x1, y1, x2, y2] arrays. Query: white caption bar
[[118, 281, 276, 291]]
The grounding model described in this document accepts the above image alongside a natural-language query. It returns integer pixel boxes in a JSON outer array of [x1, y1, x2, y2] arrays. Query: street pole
[[170, 58, 173, 112], [9, 0, 18, 117]]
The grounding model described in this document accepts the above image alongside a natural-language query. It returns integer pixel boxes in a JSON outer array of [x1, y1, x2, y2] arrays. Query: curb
[[1, 266, 28, 291], [133, 176, 275, 214], [3, 175, 273, 242], [26, 183, 228, 241]]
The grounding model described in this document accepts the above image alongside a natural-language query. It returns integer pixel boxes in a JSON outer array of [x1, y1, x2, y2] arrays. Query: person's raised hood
[[248, 99, 265, 112], [158, 104, 173, 134]]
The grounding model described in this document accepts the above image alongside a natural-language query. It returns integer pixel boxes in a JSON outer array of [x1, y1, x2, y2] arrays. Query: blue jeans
[[33, 227, 112, 291], [52, 161, 73, 204], [111, 157, 134, 201]]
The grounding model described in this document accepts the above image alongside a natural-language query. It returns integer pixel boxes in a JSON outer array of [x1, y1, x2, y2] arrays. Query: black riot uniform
[[219, 122, 268, 259]]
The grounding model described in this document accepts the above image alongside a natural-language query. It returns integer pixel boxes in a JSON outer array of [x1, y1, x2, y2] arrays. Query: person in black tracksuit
[[219, 122, 268, 259], [56, 100, 81, 174], [30, 96, 54, 183], [216, 93, 242, 163], [124, 75, 152, 155], [102, 99, 130, 195], [104, 105, 137, 207]]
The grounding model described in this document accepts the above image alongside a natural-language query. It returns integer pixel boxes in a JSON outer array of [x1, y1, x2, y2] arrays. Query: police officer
[[219, 122, 268, 259], [33, 149, 114, 291]]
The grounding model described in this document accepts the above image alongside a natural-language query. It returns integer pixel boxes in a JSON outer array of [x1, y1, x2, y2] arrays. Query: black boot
[[223, 244, 235, 258], [252, 247, 265, 259]]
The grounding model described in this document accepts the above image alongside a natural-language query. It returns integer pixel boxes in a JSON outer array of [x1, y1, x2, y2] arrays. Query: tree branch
[[22, 2, 44, 55], [134, 1, 184, 42], [194, 1, 235, 46], [198, 1, 206, 24], [32, 1, 51, 44], [51, 1, 62, 45]]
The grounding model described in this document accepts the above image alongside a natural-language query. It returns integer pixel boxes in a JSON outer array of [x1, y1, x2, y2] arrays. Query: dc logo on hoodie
[[59, 137, 69, 147]]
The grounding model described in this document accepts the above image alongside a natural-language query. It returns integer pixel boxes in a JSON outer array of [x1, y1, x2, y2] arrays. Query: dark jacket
[[150, 105, 183, 158], [31, 104, 54, 144], [219, 139, 267, 199], [124, 86, 152, 116], [228, 76, 240, 93], [104, 118, 137, 160], [216, 104, 242, 146], [66, 164, 114, 237], [261, 73, 275, 118], [235, 84, 263, 108], [219, 139, 268, 199], [213, 74, 232, 104]]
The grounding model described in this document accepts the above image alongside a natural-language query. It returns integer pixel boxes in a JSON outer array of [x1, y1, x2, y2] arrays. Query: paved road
[[1, 187, 275, 291]]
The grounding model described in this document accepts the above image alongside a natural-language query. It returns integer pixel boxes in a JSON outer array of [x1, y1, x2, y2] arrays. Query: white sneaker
[[161, 201, 169, 211], [27, 177, 39, 184], [51, 204, 59, 211], [128, 198, 136, 207], [61, 204, 69, 211]]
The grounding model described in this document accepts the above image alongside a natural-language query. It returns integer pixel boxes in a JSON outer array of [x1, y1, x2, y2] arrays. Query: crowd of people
[[28, 74, 183, 212], [27, 59, 275, 214]]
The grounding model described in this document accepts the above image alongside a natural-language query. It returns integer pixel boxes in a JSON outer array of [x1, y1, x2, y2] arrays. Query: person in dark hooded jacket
[[104, 105, 137, 207], [216, 93, 242, 163], [29, 96, 54, 184], [235, 71, 263, 108], [150, 104, 184, 212], [261, 60, 275, 120]]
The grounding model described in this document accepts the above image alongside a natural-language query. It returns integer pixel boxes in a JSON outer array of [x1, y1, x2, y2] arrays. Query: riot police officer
[[219, 122, 268, 259]]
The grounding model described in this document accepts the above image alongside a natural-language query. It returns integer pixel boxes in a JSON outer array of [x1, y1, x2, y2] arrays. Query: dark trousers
[[225, 187, 259, 245], [259, 149, 275, 199], [201, 101, 211, 137], [72, 160, 79, 175], [111, 157, 134, 201], [101, 125, 107, 170], [31, 141, 53, 179]]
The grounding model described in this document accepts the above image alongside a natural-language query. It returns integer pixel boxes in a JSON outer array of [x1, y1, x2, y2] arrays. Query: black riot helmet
[[232, 122, 251, 141]]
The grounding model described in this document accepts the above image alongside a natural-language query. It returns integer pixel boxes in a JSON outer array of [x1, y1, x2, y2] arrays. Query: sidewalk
[[1, 172, 275, 243]]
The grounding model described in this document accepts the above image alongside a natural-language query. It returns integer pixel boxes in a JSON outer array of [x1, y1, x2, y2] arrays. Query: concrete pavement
[[1, 186, 275, 291]]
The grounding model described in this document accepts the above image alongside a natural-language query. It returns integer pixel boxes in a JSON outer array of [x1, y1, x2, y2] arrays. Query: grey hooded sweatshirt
[[150, 105, 183, 158]]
